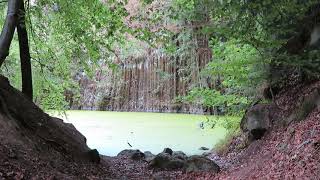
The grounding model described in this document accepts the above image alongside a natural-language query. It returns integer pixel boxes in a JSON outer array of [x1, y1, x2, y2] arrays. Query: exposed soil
[[1, 75, 320, 180]]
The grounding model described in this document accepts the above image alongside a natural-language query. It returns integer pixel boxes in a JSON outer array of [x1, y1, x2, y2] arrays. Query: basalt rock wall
[[70, 0, 214, 114], [99, 46, 213, 113]]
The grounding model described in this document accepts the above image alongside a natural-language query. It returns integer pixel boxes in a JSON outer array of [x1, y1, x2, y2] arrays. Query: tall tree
[[0, 0, 33, 100], [0, 0, 21, 66], [17, 1, 33, 100]]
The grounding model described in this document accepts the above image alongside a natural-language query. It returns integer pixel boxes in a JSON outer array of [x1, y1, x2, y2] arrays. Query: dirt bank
[[0, 75, 319, 179]]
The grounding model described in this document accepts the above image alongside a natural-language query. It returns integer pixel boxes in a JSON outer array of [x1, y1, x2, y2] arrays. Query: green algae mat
[[52, 111, 234, 156]]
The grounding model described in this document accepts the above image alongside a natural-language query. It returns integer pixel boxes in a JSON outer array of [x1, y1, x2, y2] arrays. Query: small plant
[[213, 129, 241, 155]]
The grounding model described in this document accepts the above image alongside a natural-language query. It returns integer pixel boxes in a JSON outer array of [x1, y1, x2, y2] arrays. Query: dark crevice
[[250, 128, 267, 140]]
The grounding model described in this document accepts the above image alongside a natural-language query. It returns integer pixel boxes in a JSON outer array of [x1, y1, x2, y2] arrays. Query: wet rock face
[[99, 51, 213, 114], [72, 42, 213, 114]]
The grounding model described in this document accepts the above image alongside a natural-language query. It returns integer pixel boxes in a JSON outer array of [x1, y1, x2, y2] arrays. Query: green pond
[[53, 111, 230, 156]]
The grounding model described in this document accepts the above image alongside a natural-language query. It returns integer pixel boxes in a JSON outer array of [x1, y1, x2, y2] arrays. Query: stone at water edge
[[148, 153, 186, 170], [162, 148, 173, 155], [199, 147, 210, 151], [172, 151, 188, 160], [185, 155, 220, 173], [144, 151, 155, 162], [117, 149, 145, 160], [240, 103, 279, 140], [202, 152, 211, 156]]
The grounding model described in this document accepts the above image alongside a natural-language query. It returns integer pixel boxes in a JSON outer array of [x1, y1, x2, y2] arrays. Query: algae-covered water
[[53, 111, 231, 156]]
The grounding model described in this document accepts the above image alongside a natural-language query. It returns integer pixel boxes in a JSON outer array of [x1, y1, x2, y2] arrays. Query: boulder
[[148, 153, 186, 170], [185, 155, 220, 173], [144, 151, 155, 162], [286, 88, 320, 124], [162, 148, 173, 155], [240, 103, 278, 140], [172, 151, 187, 160], [117, 149, 145, 160], [199, 147, 209, 151]]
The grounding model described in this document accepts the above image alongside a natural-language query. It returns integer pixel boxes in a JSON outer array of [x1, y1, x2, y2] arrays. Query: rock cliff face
[[70, 37, 213, 113], [100, 46, 212, 113], [70, 1, 213, 114]]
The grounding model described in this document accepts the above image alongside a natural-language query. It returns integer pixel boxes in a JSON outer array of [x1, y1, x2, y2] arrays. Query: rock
[[162, 148, 173, 155], [185, 155, 220, 173], [202, 152, 211, 156], [172, 151, 187, 160], [144, 151, 155, 162], [86, 149, 100, 163], [199, 147, 209, 151], [148, 153, 186, 170], [117, 149, 145, 160], [166, 158, 186, 170], [286, 88, 320, 124], [240, 103, 278, 140]]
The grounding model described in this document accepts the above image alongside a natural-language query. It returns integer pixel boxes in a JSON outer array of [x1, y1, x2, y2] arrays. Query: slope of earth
[[1, 72, 319, 180], [0, 75, 114, 179], [180, 81, 320, 179], [215, 110, 320, 179]]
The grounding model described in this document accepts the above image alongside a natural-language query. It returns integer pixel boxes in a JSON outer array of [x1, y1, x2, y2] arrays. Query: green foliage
[[182, 39, 266, 115], [173, 0, 320, 115], [205, 116, 240, 132], [33, 76, 69, 111], [1, 0, 319, 112], [213, 129, 242, 154], [197, 115, 241, 153], [0, 0, 148, 110], [208, 39, 266, 87]]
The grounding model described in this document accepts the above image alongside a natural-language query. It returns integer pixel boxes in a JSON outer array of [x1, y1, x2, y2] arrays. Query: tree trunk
[[0, 0, 21, 67], [17, 1, 33, 100]]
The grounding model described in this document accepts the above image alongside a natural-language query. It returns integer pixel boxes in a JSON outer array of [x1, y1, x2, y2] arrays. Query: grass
[[211, 117, 244, 155]]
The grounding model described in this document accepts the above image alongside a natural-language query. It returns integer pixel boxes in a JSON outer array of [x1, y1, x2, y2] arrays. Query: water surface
[[54, 111, 228, 156]]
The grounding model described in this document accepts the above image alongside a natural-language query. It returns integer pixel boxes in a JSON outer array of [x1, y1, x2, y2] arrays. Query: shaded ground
[[213, 109, 320, 179], [0, 75, 320, 179]]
